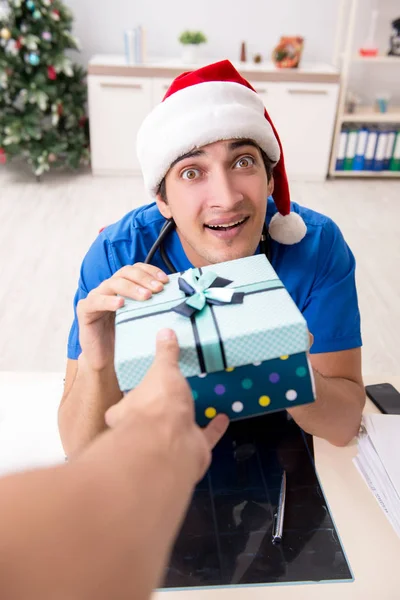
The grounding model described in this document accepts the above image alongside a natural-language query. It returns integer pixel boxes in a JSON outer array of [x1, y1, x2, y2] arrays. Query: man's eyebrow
[[170, 149, 205, 169], [229, 139, 259, 152]]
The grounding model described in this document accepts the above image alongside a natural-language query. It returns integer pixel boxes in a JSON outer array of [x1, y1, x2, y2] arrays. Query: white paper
[[353, 415, 400, 539]]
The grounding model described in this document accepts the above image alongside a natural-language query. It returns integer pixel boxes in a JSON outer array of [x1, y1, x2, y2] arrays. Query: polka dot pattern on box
[[214, 384, 226, 395], [232, 401, 244, 413], [186, 352, 314, 427], [296, 366, 307, 377], [241, 378, 253, 390], [259, 395, 271, 407], [205, 407, 217, 419]]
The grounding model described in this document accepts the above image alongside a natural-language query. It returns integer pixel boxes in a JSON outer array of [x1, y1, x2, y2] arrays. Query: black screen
[[366, 383, 400, 415], [162, 412, 352, 590]]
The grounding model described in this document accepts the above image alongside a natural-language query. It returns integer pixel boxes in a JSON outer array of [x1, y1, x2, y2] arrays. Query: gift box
[[114, 255, 315, 426]]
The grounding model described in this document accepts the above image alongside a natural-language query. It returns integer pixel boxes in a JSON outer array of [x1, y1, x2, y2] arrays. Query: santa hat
[[136, 60, 307, 245]]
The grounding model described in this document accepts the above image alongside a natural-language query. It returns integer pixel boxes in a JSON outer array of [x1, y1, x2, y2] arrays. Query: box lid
[[115, 255, 309, 389]]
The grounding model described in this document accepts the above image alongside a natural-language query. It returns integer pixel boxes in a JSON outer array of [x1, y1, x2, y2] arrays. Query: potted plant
[[179, 30, 207, 64]]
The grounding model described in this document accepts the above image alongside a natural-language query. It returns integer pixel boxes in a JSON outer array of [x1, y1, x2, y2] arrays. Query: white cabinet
[[88, 76, 152, 174], [152, 77, 173, 106], [88, 70, 339, 180], [249, 82, 339, 181]]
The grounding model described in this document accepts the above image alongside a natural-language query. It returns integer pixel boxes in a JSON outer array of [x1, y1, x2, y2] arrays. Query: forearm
[[58, 355, 122, 457], [288, 370, 365, 447], [0, 414, 195, 600]]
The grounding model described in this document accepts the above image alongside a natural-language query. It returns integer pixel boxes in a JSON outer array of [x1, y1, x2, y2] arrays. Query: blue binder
[[384, 130, 396, 170], [364, 128, 378, 170], [335, 130, 348, 171], [353, 128, 368, 171], [372, 130, 388, 171]]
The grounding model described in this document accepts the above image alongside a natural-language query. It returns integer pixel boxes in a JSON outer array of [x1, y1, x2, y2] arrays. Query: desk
[[0, 373, 399, 598]]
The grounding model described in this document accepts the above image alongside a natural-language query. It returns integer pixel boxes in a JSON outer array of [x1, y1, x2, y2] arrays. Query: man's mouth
[[204, 217, 249, 231]]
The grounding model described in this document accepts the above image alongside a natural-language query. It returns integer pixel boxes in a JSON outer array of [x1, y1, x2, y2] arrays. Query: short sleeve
[[303, 219, 362, 354], [67, 233, 117, 360]]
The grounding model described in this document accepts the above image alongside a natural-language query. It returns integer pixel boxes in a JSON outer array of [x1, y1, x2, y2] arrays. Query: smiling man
[[58, 60, 365, 456]]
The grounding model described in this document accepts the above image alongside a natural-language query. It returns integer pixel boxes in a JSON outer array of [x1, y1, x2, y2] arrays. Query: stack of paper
[[354, 414, 400, 538]]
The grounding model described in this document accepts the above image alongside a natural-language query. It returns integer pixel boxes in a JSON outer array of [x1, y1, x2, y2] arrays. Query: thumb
[[153, 328, 180, 368]]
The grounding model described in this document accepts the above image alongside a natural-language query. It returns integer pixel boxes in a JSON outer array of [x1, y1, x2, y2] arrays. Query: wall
[[65, 0, 399, 106], [64, 0, 340, 66]]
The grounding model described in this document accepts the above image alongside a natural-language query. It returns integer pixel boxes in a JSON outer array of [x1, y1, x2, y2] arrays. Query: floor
[[0, 163, 399, 377]]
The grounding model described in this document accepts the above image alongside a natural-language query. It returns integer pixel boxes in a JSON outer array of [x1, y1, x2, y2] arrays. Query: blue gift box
[[114, 255, 315, 426]]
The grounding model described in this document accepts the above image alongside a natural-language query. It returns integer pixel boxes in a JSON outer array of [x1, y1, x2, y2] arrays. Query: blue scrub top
[[67, 198, 362, 359]]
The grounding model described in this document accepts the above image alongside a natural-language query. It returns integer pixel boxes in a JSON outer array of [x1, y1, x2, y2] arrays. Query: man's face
[[156, 139, 274, 267]]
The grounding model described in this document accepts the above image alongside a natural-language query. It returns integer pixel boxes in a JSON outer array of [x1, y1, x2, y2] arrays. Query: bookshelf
[[329, 0, 400, 178], [341, 107, 400, 124]]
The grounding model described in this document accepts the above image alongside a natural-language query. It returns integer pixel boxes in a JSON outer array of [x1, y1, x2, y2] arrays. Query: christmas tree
[[0, 0, 90, 177]]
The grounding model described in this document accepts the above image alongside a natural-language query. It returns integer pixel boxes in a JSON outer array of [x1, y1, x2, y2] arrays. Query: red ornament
[[0, 148, 6, 165], [78, 116, 87, 128], [47, 66, 57, 80], [51, 9, 60, 20], [57, 103, 63, 116], [16, 38, 22, 50]]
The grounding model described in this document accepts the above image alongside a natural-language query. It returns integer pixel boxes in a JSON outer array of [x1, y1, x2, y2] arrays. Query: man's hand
[[77, 264, 169, 372], [106, 329, 230, 484]]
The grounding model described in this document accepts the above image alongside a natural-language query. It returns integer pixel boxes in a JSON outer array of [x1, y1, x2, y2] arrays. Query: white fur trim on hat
[[136, 81, 280, 197], [269, 212, 307, 245]]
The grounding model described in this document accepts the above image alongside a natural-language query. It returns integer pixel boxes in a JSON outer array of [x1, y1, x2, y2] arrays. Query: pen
[[272, 470, 286, 544]]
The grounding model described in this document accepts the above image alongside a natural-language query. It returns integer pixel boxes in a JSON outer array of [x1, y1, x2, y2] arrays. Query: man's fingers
[[153, 329, 180, 368], [202, 413, 230, 450], [78, 294, 124, 322], [98, 276, 153, 301], [119, 263, 169, 284], [105, 400, 124, 428], [308, 332, 314, 350]]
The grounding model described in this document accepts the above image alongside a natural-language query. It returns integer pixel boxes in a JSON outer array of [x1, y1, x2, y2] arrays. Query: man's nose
[[208, 169, 244, 210]]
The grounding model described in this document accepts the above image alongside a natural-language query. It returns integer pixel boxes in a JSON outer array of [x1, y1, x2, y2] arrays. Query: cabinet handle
[[287, 89, 328, 95], [100, 82, 143, 90]]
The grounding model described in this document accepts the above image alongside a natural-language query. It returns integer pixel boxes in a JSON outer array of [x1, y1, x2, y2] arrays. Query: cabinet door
[[248, 81, 285, 132], [270, 83, 339, 181], [249, 81, 339, 181], [152, 77, 174, 106], [88, 75, 152, 174]]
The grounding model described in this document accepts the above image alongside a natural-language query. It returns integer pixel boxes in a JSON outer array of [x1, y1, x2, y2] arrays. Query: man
[[0, 330, 229, 600], [59, 60, 365, 456]]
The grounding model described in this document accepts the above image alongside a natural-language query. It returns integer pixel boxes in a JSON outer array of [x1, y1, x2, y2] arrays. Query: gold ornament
[[1, 28, 11, 41]]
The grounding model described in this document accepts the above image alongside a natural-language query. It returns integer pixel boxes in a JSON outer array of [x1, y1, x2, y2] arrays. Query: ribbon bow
[[172, 269, 244, 318]]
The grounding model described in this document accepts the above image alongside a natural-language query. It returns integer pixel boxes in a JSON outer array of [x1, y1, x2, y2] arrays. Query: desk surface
[[0, 373, 399, 599]]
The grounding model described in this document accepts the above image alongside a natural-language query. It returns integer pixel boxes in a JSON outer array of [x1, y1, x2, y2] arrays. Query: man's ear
[[267, 175, 274, 198], [155, 193, 172, 219]]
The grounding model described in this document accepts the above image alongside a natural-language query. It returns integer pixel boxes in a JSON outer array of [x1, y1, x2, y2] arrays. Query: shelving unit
[[341, 106, 400, 123], [329, 0, 400, 178], [331, 170, 400, 178], [351, 55, 400, 64]]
